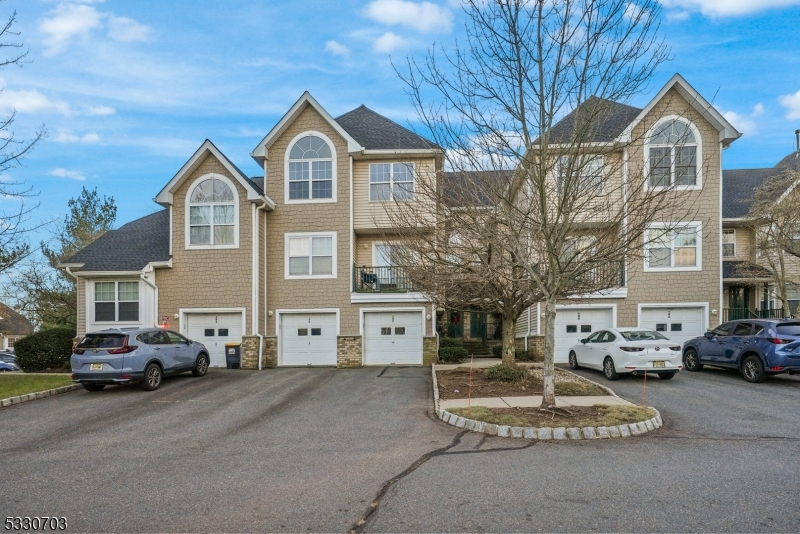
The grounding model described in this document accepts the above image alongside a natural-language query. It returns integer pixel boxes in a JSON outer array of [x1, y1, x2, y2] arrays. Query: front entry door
[[728, 286, 750, 320]]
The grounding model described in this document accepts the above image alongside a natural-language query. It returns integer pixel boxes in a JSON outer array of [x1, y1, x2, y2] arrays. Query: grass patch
[[554, 381, 608, 396], [0, 374, 73, 399], [450, 404, 656, 429]]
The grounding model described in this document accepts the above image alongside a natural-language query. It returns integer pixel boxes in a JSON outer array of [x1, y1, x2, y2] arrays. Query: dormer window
[[287, 133, 335, 202], [186, 175, 238, 248], [647, 118, 701, 189]]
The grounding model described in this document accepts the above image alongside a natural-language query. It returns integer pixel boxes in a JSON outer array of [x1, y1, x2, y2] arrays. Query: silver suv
[[71, 328, 210, 392]]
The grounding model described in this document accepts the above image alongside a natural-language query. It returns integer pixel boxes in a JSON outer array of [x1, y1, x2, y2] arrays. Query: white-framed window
[[645, 222, 702, 271], [285, 232, 337, 279], [722, 229, 736, 258], [94, 281, 139, 322], [185, 174, 238, 249], [369, 163, 415, 201], [556, 155, 603, 194], [646, 117, 701, 190], [285, 132, 336, 203]]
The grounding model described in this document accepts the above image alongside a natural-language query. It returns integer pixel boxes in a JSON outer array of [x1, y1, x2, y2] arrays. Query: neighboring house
[[515, 73, 742, 362], [62, 93, 441, 368], [0, 303, 33, 351]]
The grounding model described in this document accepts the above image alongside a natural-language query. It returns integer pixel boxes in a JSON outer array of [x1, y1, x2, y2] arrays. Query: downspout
[[140, 268, 158, 327], [257, 202, 269, 370]]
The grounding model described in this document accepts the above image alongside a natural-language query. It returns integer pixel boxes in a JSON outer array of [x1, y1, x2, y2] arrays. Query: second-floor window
[[188, 177, 236, 246], [647, 118, 699, 189], [95, 281, 139, 322], [286, 232, 336, 278], [645, 223, 702, 271], [556, 156, 603, 194], [370, 163, 414, 201], [722, 229, 736, 257], [288, 134, 334, 201]]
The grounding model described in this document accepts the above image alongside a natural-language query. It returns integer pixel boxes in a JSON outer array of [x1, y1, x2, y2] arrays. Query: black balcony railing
[[722, 308, 785, 322], [576, 261, 626, 290], [353, 265, 414, 293]]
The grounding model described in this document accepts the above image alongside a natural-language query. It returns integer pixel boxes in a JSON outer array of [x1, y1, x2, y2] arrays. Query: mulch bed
[[450, 405, 654, 428], [436, 366, 608, 400]]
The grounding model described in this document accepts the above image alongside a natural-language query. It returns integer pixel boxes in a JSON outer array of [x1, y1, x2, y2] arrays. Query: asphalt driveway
[[0, 367, 458, 532]]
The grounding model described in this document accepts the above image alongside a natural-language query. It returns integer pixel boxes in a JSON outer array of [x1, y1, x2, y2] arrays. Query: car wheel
[[741, 354, 766, 383], [192, 353, 209, 377], [83, 383, 106, 392], [657, 372, 676, 380], [603, 357, 619, 381], [142, 363, 163, 391], [568, 351, 580, 370], [683, 348, 703, 372]]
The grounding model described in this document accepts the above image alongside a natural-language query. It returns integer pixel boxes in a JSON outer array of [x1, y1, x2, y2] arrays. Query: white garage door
[[554, 307, 614, 363], [640, 306, 705, 347], [364, 311, 423, 366], [186, 313, 244, 367], [280, 313, 337, 366]]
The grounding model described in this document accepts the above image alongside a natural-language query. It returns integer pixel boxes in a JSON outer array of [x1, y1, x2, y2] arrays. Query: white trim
[[359, 307, 426, 366], [251, 203, 258, 335], [179, 308, 247, 340], [73, 270, 141, 277], [368, 162, 416, 202], [349, 155, 354, 296], [618, 73, 740, 146], [536, 302, 541, 336], [644, 114, 703, 191], [722, 228, 736, 258], [156, 139, 274, 207], [169, 206, 173, 256], [284, 231, 338, 279], [555, 303, 618, 329], [275, 308, 340, 367], [350, 292, 429, 303], [250, 92, 362, 164], [358, 148, 440, 157], [283, 130, 338, 204], [184, 173, 240, 250], [644, 221, 703, 272], [568, 287, 628, 299], [89, 279, 144, 326], [636, 302, 709, 334]]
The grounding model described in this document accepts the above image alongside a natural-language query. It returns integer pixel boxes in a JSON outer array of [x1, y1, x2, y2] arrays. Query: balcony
[[353, 265, 414, 293], [722, 308, 785, 322]]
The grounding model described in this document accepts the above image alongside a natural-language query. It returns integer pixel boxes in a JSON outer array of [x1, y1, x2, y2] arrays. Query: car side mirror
[[704, 331, 714, 339], [580, 338, 587, 344]]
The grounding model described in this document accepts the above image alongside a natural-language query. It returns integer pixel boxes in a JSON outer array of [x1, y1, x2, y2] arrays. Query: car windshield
[[620, 330, 668, 341], [775, 323, 800, 336], [76, 333, 126, 349]]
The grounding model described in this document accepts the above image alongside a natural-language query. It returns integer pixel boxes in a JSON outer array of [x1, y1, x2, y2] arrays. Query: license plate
[[652, 361, 665, 368], [90, 363, 103, 371]]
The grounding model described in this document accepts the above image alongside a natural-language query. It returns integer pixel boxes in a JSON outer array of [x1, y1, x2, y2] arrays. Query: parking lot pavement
[[0, 367, 459, 533]]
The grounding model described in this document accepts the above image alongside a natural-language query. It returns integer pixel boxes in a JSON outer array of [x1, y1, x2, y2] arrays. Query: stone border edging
[[431, 364, 662, 440], [0, 384, 82, 409]]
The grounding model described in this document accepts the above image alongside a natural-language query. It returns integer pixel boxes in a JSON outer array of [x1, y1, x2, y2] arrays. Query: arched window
[[647, 118, 699, 188], [287, 134, 334, 200], [188, 177, 236, 246]]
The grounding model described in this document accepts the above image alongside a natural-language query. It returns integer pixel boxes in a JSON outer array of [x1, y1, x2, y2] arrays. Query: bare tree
[[0, 5, 46, 274], [740, 169, 800, 315], [390, 0, 709, 405]]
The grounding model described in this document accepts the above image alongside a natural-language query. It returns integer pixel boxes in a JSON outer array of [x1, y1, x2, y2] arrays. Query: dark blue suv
[[683, 319, 800, 382]]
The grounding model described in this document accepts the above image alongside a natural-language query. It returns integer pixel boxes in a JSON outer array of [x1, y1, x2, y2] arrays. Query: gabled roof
[[442, 170, 514, 207], [65, 210, 170, 272], [250, 92, 363, 165], [335, 105, 437, 151], [619, 73, 741, 146], [723, 151, 799, 218], [156, 140, 274, 209], [0, 303, 32, 336], [543, 96, 642, 144]]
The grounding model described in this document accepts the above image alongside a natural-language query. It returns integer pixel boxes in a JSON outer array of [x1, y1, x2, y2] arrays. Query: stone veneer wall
[[337, 336, 362, 368], [423, 336, 438, 366], [240, 336, 259, 370]]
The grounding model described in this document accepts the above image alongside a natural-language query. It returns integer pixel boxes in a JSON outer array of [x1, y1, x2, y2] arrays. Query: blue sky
[[1, 0, 800, 236]]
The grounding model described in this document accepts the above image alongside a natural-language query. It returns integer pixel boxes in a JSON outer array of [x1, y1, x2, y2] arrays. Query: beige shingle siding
[[77, 278, 86, 335], [155, 153, 253, 333]]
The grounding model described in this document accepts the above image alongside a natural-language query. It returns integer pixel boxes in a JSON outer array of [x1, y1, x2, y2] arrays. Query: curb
[[432, 364, 662, 440], [0, 384, 82, 409]]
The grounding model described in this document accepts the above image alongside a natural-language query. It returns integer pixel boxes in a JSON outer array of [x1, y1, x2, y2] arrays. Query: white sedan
[[568, 328, 683, 380]]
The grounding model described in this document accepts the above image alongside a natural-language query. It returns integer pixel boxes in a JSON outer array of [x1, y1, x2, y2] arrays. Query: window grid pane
[[214, 225, 234, 245], [95, 302, 115, 321], [118, 282, 138, 301], [95, 282, 115, 302], [190, 226, 211, 245]]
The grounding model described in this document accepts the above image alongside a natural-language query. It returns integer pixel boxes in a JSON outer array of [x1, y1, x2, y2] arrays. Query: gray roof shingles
[[0, 302, 32, 336], [542, 96, 642, 144], [67, 209, 170, 272], [722, 152, 798, 218], [335, 105, 437, 150]]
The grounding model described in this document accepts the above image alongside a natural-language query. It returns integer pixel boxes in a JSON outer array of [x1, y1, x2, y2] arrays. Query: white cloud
[[373, 32, 409, 53], [54, 128, 100, 144], [364, 0, 453, 33], [107, 16, 152, 42], [83, 105, 116, 116], [39, 3, 103, 55], [49, 168, 86, 181], [666, 9, 691, 20], [0, 89, 71, 115], [752, 103, 764, 116], [659, 0, 800, 17], [779, 90, 800, 120], [325, 40, 350, 57], [722, 104, 764, 137]]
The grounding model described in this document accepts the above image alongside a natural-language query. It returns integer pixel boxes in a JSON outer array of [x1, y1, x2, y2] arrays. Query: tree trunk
[[542, 298, 557, 406], [501, 316, 516, 366]]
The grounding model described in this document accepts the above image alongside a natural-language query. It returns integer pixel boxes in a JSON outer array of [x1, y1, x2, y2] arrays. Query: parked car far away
[[0, 359, 20, 372], [71, 328, 210, 392], [683, 319, 800, 383], [569, 328, 683, 381], [0, 350, 16, 364]]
